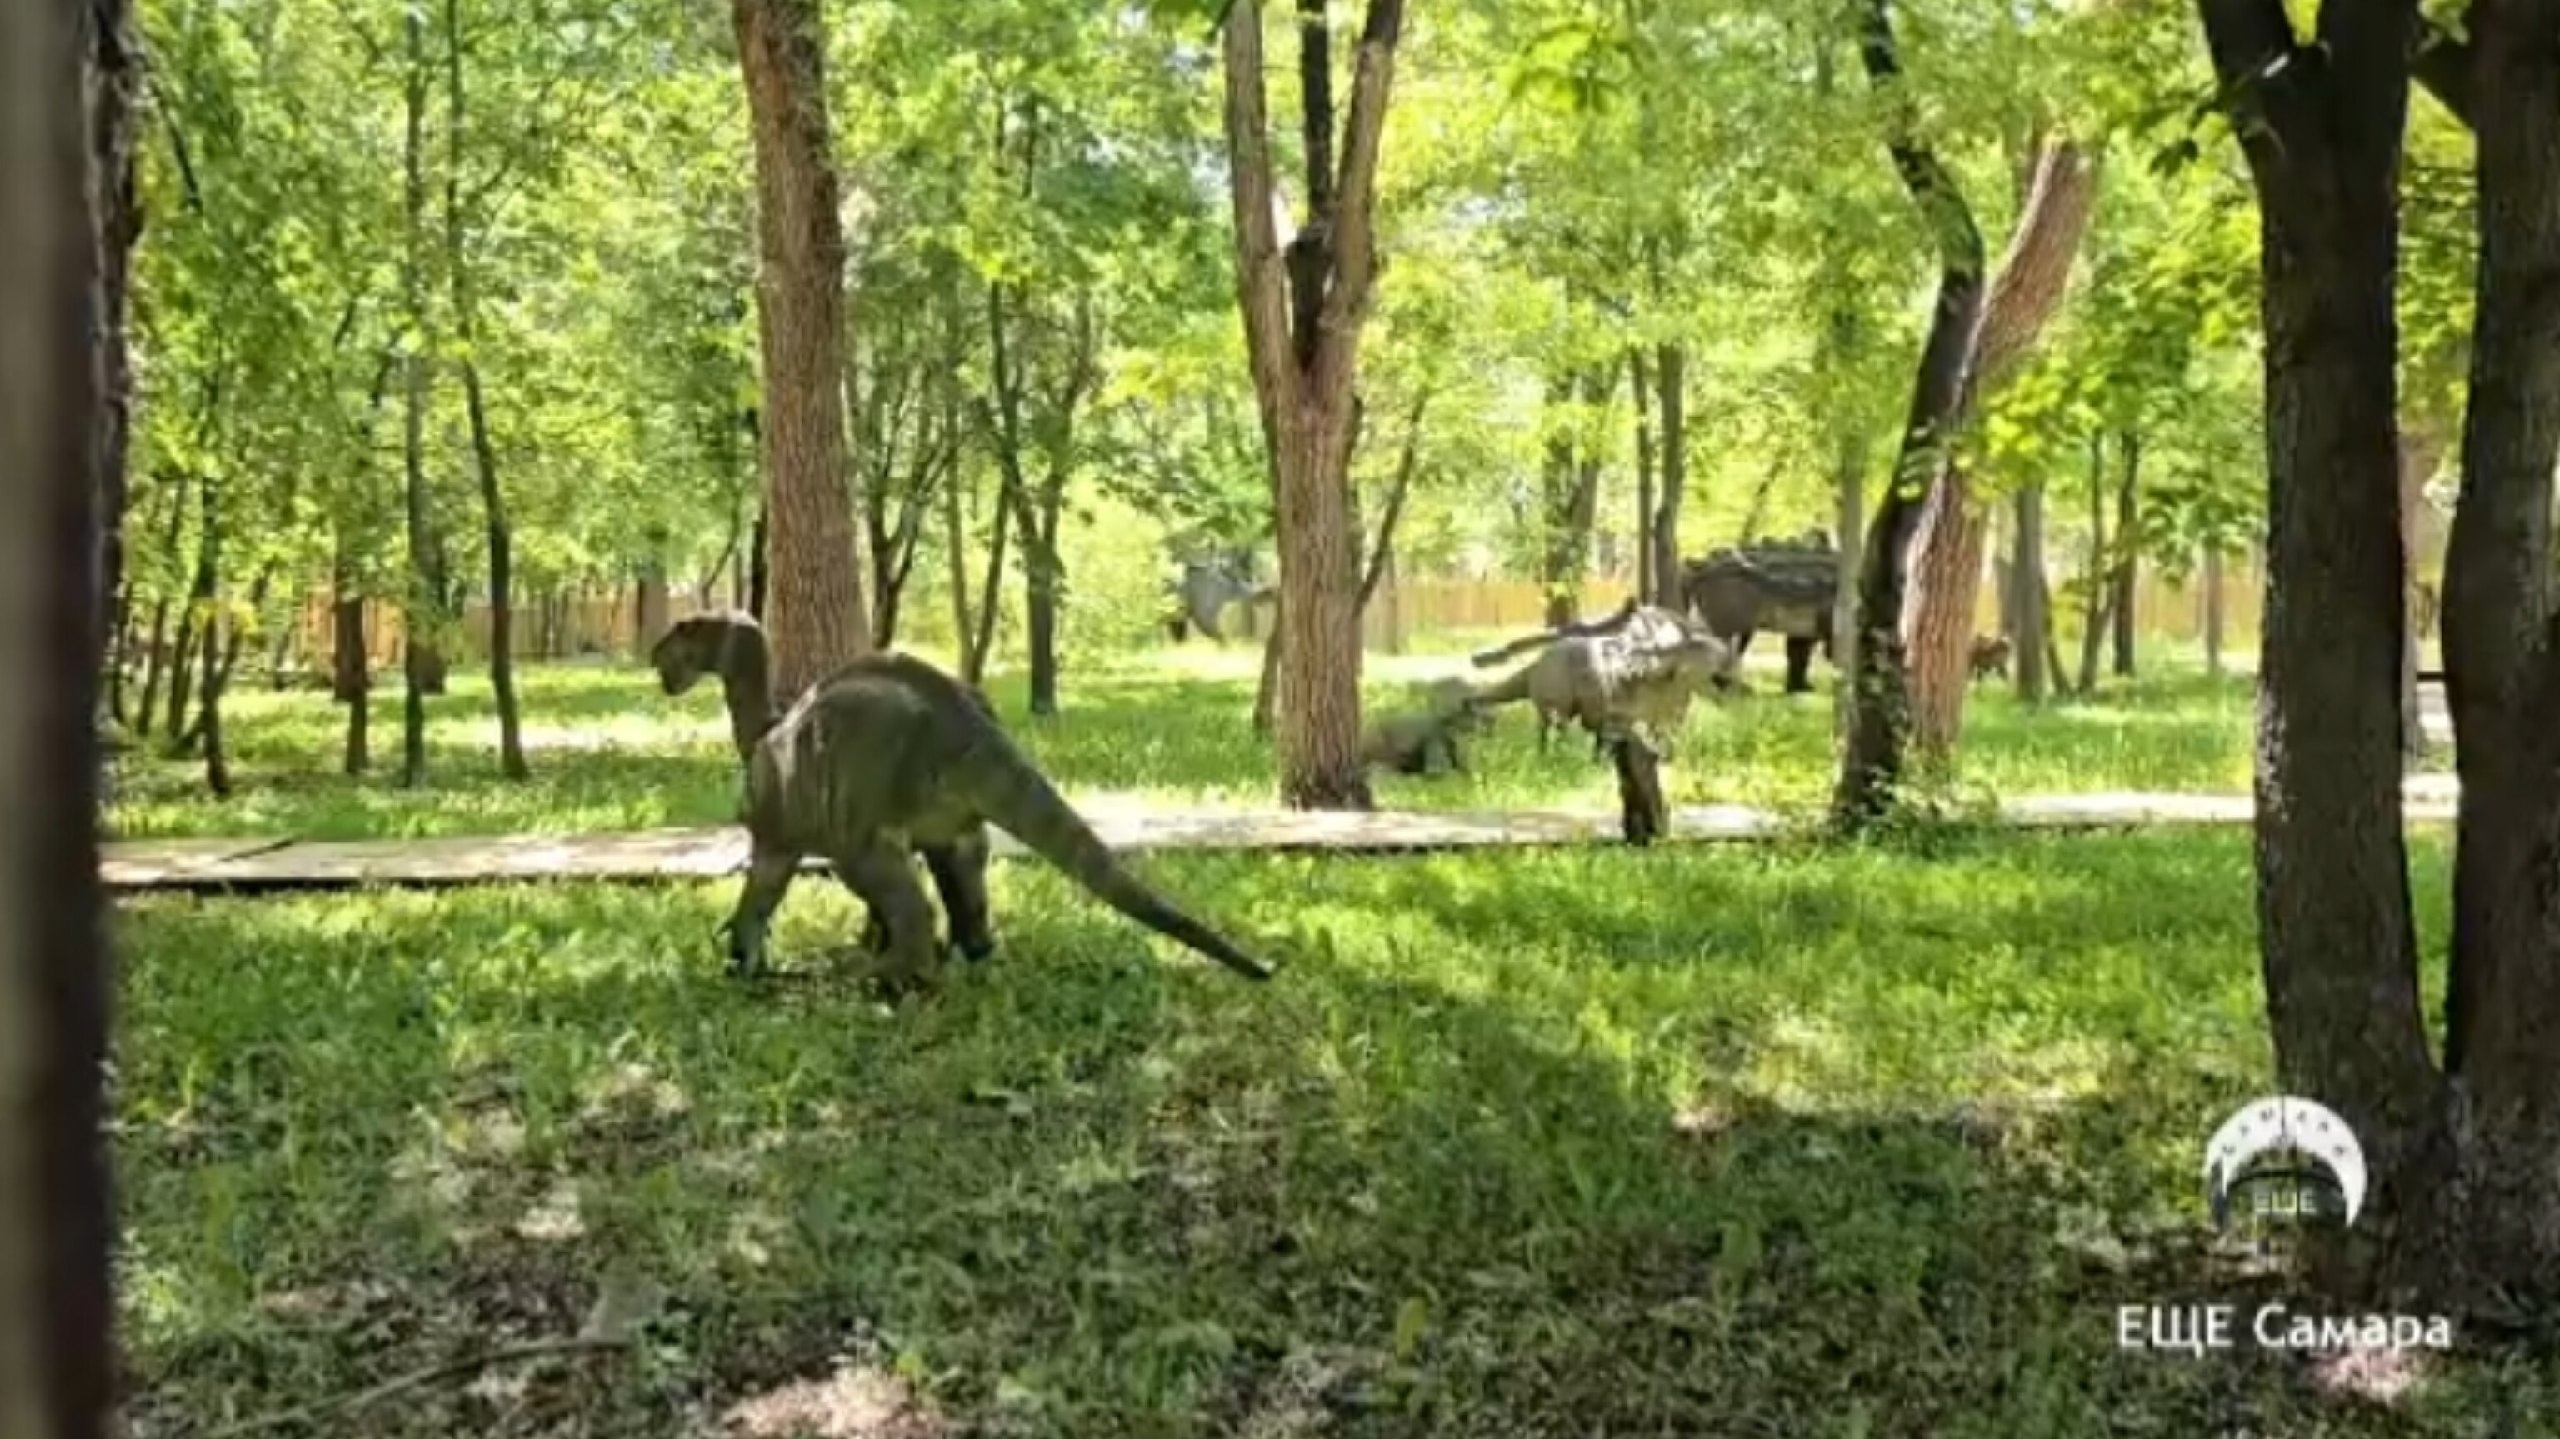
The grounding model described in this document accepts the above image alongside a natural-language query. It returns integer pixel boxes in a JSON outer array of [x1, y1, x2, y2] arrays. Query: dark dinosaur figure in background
[[1680, 531, 1840, 695]]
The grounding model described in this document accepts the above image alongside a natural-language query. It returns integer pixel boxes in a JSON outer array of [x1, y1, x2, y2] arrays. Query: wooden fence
[[282, 559, 2274, 671]]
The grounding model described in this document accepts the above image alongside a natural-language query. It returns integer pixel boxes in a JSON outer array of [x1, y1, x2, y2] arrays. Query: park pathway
[[103, 773, 2464, 893]]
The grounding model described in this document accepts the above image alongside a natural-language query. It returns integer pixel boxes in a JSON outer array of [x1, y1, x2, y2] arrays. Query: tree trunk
[[2202, 541, 2226, 677], [400, 6, 433, 787], [1539, 360, 1611, 626], [1832, 425, 1866, 736], [732, 0, 870, 701], [2397, 428, 2436, 763], [1015, 482, 1063, 716], [2013, 481, 2049, 701], [1901, 471, 1989, 759], [1649, 340, 1686, 608], [2414, 0, 2560, 1303], [164, 504, 211, 750], [1631, 348, 1655, 603], [87, 0, 142, 705], [1901, 134, 2100, 762], [193, 477, 231, 797], [0, 0, 116, 1409], [1357, 388, 1426, 614], [2202, 0, 2460, 1306], [1835, 0, 1987, 824], [965, 470, 1012, 687], [2110, 431, 2140, 677], [944, 464, 972, 659], [635, 561, 669, 652], [1220, 0, 1405, 809], [445, 3, 527, 779], [2077, 432, 2109, 695], [746, 490, 769, 621]]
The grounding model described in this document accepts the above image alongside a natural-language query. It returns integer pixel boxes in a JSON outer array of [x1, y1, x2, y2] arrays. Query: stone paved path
[[103, 777, 2463, 893]]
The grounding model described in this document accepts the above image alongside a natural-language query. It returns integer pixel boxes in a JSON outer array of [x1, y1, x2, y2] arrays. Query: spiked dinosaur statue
[[1466, 601, 1740, 757], [649, 612, 1272, 996], [1681, 531, 1840, 694]]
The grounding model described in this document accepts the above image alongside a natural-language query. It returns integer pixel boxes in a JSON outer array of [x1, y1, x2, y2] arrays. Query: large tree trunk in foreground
[[2200, 0, 2460, 1308], [1221, 0, 1405, 809], [1, 0, 116, 1422], [1836, 0, 1987, 823], [733, 0, 870, 701], [1902, 135, 2099, 761], [2414, 1, 2560, 1304]]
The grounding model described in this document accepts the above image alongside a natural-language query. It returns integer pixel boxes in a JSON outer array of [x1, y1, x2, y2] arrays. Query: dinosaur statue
[[1164, 559, 1266, 643], [648, 612, 1272, 996], [1680, 533, 1840, 694], [1969, 634, 2012, 682], [1359, 677, 1493, 777], [1468, 602, 1739, 757]]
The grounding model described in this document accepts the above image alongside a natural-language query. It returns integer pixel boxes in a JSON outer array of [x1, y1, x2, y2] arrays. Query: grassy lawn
[[105, 639, 2289, 842], [118, 827, 2555, 1436]]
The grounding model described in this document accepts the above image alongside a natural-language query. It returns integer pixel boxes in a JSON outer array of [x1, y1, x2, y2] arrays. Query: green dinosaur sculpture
[[649, 612, 1272, 995]]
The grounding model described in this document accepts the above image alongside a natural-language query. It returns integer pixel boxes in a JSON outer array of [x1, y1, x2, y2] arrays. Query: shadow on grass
[[110, 833, 2535, 1436]]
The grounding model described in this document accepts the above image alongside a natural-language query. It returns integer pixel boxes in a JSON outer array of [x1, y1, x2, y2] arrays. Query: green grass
[[116, 829, 2553, 1435], [106, 640, 2283, 842]]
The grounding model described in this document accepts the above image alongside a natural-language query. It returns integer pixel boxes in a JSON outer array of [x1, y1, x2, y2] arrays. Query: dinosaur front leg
[[921, 827, 997, 962], [833, 840, 944, 1000], [723, 843, 801, 978]]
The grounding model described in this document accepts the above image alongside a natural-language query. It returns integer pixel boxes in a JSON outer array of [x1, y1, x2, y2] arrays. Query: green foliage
[[119, 822, 2548, 1433]]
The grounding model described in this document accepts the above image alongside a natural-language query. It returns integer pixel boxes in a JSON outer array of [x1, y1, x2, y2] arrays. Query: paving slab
[[100, 780, 2462, 894]]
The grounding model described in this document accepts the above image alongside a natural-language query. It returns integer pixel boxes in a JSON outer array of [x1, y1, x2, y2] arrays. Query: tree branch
[[1313, 0, 1404, 392], [1222, 0, 1303, 416], [1357, 386, 1429, 606]]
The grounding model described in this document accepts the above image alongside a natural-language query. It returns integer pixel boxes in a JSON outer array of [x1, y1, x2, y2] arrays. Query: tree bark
[[2077, 432, 2109, 695], [2201, 0, 2455, 1306], [1537, 366, 1607, 626], [86, 0, 142, 700], [1357, 388, 1427, 613], [2396, 429, 2437, 762], [732, 0, 870, 701], [1649, 340, 1687, 608], [1835, 0, 1987, 824], [944, 463, 972, 661], [446, 0, 526, 779], [1220, 0, 1405, 809], [2013, 481, 2049, 701], [0, 0, 116, 1413], [192, 478, 231, 796], [1902, 135, 2100, 761], [2202, 541, 2225, 677], [2110, 431, 2140, 676], [1631, 348, 1655, 602], [2415, 1, 2560, 1302], [399, 5, 434, 787]]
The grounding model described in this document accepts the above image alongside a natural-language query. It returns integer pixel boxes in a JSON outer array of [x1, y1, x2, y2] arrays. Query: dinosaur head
[[649, 611, 763, 696]]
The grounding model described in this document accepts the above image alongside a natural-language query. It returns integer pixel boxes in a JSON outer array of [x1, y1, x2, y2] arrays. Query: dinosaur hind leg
[[834, 840, 944, 1000], [922, 827, 996, 962]]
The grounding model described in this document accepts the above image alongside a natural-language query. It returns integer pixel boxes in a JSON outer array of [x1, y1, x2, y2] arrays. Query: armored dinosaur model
[[1467, 602, 1739, 756], [1358, 677, 1493, 777], [649, 612, 1272, 996], [1681, 533, 1840, 694], [1164, 560, 1270, 643]]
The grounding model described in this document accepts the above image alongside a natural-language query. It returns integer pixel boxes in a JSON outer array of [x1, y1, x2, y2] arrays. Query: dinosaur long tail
[[958, 736, 1273, 981]]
